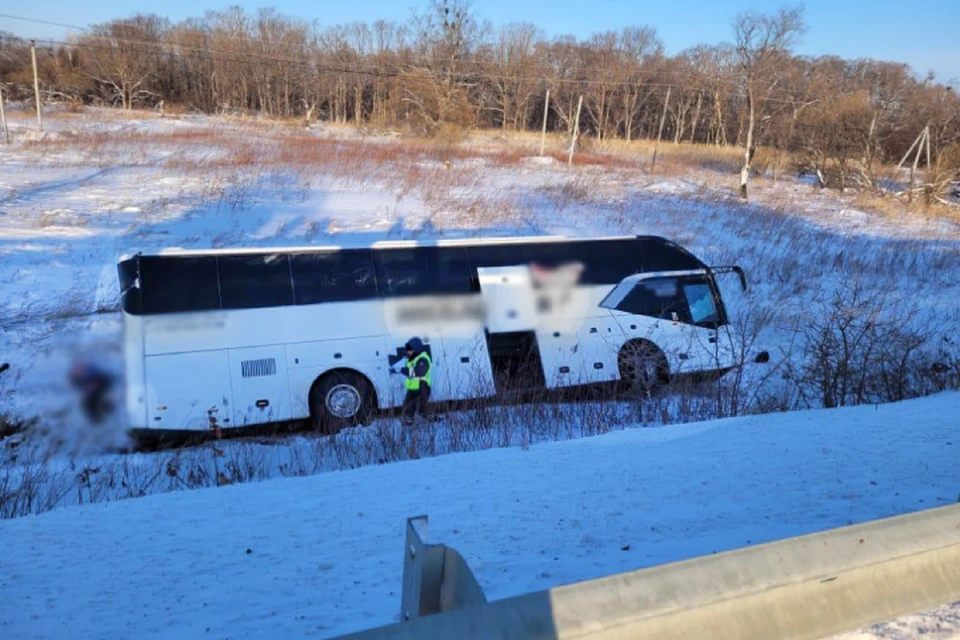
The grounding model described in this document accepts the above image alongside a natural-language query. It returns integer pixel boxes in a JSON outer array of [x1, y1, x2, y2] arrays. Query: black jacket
[[401, 338, 431, 382]]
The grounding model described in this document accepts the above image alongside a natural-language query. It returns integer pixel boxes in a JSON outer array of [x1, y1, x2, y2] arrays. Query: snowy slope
[[1, 110, 958, 442], [2, 392, 958, 640]]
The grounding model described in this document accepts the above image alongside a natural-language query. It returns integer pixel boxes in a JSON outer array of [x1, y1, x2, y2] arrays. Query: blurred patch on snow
[[643, 180, 701, 195], [522, 156, 557, 165], [19, 129, 79, 143]]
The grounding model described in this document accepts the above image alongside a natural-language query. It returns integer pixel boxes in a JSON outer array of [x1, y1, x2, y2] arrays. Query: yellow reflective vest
[[404, 352, 433, 391]]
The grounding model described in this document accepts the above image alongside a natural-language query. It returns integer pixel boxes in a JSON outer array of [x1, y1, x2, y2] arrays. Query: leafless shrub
[[786, 282, 950, 408], [0, 413, 35, 438], [0, 462, 73, 519], [709, 300, 780, 418]]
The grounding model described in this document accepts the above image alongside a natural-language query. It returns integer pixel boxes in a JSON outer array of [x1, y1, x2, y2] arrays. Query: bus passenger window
[[291, 250, 377, 304], [139, 256, 220, 314], [218, 254, 293, 309], [424, 247, 473, 294], [374, 249, 432, 296]]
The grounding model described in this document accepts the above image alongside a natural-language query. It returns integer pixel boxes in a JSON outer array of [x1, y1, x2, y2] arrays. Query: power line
[[0, 13, 90, 33]]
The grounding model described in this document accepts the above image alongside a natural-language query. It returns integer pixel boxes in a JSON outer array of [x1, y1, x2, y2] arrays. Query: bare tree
[[732, 5, 806, 198], [581, 31, 622, 140], [483, 22, 541, 130], [82, 15, 168, 110], [543, 36, 585, 137], [205, 7, 253, 114], [615, 26, 662, 141], [403, 0, 479, 132]]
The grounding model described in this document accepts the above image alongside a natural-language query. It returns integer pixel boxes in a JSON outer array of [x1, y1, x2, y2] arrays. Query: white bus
[[117, 235, 749, 435]]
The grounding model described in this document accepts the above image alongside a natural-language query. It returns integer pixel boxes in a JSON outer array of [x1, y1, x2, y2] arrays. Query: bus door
[[476, 265, 586, 389], [433, 334, 496, 402], [534, 325, 588, 388], [475, 266, 538, 333]]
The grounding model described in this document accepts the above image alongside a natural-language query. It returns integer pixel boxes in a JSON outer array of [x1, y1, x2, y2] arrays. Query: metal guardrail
[[336, 504, 960, 640]]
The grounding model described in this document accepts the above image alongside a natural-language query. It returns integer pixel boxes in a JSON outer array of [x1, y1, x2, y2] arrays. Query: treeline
[[1, 2, 959, 196]]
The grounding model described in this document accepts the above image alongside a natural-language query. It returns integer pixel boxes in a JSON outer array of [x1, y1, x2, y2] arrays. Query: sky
[[1, 0, 957, 84]]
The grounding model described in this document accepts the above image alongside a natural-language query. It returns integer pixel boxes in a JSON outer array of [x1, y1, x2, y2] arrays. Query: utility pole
[[910, 128, 925, 197], [898, 125, 931, 202], [0, 84, 9, 144], [539, 89, 550, 158], [689, 92, 703, 143], [651, 86, 672, 171], [30, 40, 42, 131], [567, 95, 583, 167], [921, 125, 932, 204]]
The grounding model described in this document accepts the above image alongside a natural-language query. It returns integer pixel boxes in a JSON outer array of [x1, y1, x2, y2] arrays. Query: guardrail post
[[401, 516, 442, 621], [400, 515, 486, 622]]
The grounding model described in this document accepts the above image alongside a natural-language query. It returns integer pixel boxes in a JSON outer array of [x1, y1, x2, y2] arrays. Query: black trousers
[[82, 384, 113, 424], [401, 384, 431, 422]]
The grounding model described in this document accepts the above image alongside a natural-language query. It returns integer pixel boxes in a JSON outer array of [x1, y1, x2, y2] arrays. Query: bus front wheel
[[618, 340, 669, 396], [310, 370, 374, 434]]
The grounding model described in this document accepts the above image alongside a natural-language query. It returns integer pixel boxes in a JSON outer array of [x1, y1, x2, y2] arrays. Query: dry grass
[[852, 190, 960, 224], [16, 110, 959, 228], [595, 138, 743, 173]]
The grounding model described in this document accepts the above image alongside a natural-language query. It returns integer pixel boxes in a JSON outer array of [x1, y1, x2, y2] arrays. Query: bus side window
[[639, 237, 704, 272], [218, 254, 293, 309], [374, 248, 432, 297], [291, 250, 377, 304], [579, 239, 639, 284], [139, 256, 220, 314], [424, 247, 473, 294], [518, 243, 569, 269], [616, 277, 687, 322]]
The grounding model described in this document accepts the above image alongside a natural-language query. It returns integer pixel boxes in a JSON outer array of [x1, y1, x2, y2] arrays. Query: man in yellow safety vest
[[399, 337, 433, 426]]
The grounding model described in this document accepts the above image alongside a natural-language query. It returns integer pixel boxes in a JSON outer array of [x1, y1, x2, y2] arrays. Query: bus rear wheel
[[618, 341, 669, 396], [310, 371, 373, 434]]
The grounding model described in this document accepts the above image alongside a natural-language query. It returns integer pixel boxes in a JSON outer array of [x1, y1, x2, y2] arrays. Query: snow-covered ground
[[836, 602, 960, 640], [2, 391, 958, 639], [1, 107, 957, 447], [1, 107, 958, 639]]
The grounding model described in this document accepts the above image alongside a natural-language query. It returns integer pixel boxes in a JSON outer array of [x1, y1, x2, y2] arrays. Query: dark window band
[[118, 236, 707, 316]]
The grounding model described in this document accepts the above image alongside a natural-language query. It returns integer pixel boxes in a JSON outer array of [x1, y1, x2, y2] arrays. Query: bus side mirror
[[708, 265, 748, 292]]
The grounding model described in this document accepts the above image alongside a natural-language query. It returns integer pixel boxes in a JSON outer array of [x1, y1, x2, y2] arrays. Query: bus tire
[[309, 370, 374, 434], [618, 340, 669, 396]]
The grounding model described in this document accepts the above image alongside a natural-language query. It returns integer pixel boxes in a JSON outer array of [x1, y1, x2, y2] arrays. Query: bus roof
[[118, 234, 649, 262]]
